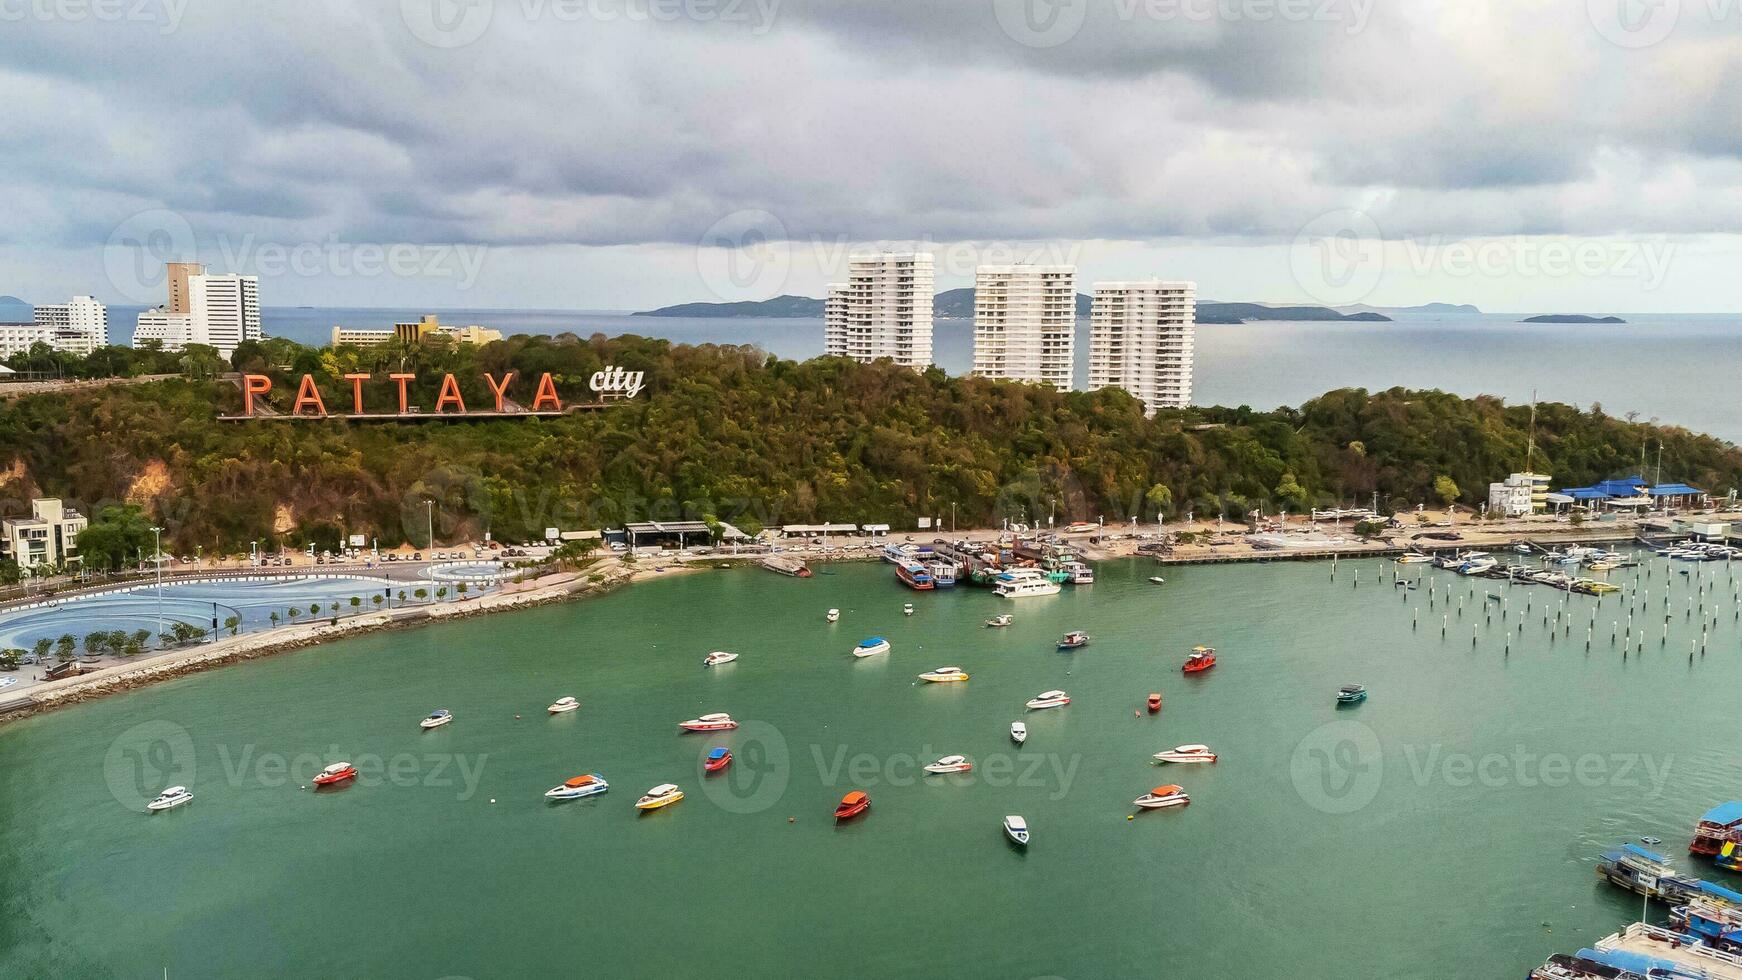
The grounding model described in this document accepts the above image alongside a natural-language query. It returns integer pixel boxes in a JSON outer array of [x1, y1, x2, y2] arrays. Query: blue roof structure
[[1650, 483, 1706, 497], [1702, 801, 1742, 827]]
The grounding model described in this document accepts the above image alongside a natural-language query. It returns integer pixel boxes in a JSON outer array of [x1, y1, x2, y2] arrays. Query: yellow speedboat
[[634, 783, 684, 811], [917, 667, 970, 683]]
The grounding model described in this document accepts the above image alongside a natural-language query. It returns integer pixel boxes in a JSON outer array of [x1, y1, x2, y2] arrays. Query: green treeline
[[0, 332, 1736, 556]]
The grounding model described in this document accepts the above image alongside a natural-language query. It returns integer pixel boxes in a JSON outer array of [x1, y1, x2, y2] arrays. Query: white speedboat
[[994, 569, 1061, 598], [985, 614, 1013, 628], [924, 754, 973, 774], [1148, 576, 1166, 584], [147, 786, 193, 812], [1003, 815, 1029, 846], [917, 666, 969, 683], [419, 709, 453, 730], [634, 783, 684, 810], [1133, 784, 1190, 809], [1395, 553, 1432, 564], [1153, 744, 1218, 764], [545, 773, 609, 800], [702, 651, 738, 667], [853, 637, 891, 658], [1025, 690, 1070, 710], [903, 603, 915, 616], [826, 608, 840, 623], [548, 696, 580, 714], [1010, 721, 1027, 745], [678, 712, 738, 732]]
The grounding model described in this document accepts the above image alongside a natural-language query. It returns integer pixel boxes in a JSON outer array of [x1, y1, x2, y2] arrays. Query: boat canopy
[[707, 748, 728, 759], [647, 783, 679, 795], [565, 775, 597, 787], [1701, 802, 1742, 827], [841, 791, 867, 805], [860, 637, 887, 646], [1152, 785, 1183, 795]]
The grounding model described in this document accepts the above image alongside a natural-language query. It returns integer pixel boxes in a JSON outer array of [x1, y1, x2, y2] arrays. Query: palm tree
[[269, 611, 281, 627], [31, 637, 52, 663]]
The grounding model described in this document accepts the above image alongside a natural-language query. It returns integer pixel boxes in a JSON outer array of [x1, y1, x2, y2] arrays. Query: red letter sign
[[389, 373, 415, 414], [292, 374, 328, 416], [344, 373, 370, 414], [484, 372, 515, 413], [435, 373, 466, 414], [531, 373, 562, 412], [242, 374, 272, 416]]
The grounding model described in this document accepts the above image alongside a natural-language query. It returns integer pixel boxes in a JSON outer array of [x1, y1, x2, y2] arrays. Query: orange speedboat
[[1147, 693, 1162, 713], [1182, 646, 1216, 674], [312, 762, 358, 787], [834, 791, 870, 821]]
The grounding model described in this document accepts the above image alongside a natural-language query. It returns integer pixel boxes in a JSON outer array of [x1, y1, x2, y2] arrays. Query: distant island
[[0, 295, 29, 308], [636, 292, 1390, 323], [1521, 314, 1627, 324]]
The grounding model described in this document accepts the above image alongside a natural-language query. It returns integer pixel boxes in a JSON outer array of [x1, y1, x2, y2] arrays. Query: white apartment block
[[822, 253, 934, 368], [31, 296, 109, 354], [1088, 280, 1196, 416], [0, 324, 62, 359], [186, 273, 260, 356], [133, 308, 192, 351], [1, 498, 87, 569], [971, 265, 1076, 391]]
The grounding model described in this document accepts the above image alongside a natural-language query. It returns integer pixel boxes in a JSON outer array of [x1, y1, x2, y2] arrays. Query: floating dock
[[1598, 844, 1742, 909]]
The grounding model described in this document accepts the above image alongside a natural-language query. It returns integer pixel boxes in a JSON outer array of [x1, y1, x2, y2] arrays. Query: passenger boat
[[420, 709, 453, 730], [1669, 899, 1742, 950], [1153, 744, 1217, 764], [1182, 646, 1216, 673], [1336, 684, 1368, 705], [548, 696, 580, 713], [853, 636, 891, 658], [312, 762, 358, 786], [703, 747, 732, 772], [985, 614, 1012, 628], [1146, 693, 1162, 714], [927, 560, 958, 588], [826, 608, 840, 623], [1025, 690, 1070, 710], [834, 790, 870, 820], [1718, 841, 1742, 873], [882, 543, 916, 565], [1395, 553, 1433, 564], [1692, 802, 1742, 857], [634, 783, 684, 810], [679, 713, 738, 732], [702, 651, 738, 667], [1056, 631, 1090, 650], [917, 666, 970, 683], [147, 786, 194, 812], [1002, 815, 1030, 847], [924, 755, 973, 774], [545, 773, 609, 800], [1061, 561, 1094, 584], [1010, 721, 1027, 745], [1133, 784, 1190, 809], [896, 561, 936, 591], [993, 569, 1061, 598]]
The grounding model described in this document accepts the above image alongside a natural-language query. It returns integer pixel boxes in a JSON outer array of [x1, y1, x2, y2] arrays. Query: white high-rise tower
[[1088, 280, 1195, 416], [971, 265, 1076, 391], [822, 253, 933, 368], [187, 273, 261, 356]]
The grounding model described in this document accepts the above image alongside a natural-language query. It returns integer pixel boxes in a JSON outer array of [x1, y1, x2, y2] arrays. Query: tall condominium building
[[29, 296, 108, 354], [1088, 280, 1196, 416], [166, 261, 203, 314], [187, 273, 261, 356], [971, 265, 1077, 391], [822, 253, 934, 368]]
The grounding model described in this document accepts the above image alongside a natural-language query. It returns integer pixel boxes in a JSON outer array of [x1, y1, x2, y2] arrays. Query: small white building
[[31, 296, 109, 354], [1487, 472, 1552, 517], [2, 498, 87, 569]]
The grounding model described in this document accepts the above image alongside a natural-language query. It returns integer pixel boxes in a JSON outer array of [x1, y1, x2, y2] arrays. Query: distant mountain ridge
[[636, 291, 1389, 323], [1521, 314, 1626, 324]]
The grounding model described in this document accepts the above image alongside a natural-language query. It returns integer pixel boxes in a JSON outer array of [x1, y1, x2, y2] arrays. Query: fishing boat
[[826, 608, 840, 623], [1153, 744, 1217, 764], [1336, 684, 1368, 705], [1148, 576, 1166, 585], [993, 569, 1062, 599], [678, 713, 738, 732], [1133, 784, 1191, 809], [1182, 646, 1216, 673], [903, 603, 915, 616], [1693, 803, 1742, 857], [984, 614, 1013, 628], [1002, 815, 1030, 847], [924, 755, 973, 774], [834, 790, 870, 820], [419, 709, 453, 730], [703, 747, 732, 772], [1146, 693, 1162, 714], [548, 696, 580, 713], [634, 783, 684, 811], [702, 651, 738, 667], [545, 773, 609, 800], [1010, 721, 1027, 745], [896, 561, 936, 591], [312, 762, 358, 786], [917, 666, 970, 683], [1025, 690, 1070, 710], [1056, 631, 1090, 650], [146, 786, 194, 812], [853, 636, 891, 658]]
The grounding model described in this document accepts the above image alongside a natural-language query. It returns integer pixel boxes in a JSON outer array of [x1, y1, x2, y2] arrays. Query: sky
[[4, 0, 1742, 313]]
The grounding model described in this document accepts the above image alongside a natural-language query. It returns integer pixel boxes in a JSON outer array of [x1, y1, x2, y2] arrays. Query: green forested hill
[[0, 333, 1735, 554]]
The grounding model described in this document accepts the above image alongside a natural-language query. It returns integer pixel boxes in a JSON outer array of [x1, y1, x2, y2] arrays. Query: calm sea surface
[[134, 306, 1740, 442], [4, 556, 1740, 978]]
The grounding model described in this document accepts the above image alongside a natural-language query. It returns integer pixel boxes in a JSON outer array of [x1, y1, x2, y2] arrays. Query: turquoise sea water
[[4, 555, 1742, 978]]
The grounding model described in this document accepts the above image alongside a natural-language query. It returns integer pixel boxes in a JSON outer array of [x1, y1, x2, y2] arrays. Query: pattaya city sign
[[226, 367, 646, 420]]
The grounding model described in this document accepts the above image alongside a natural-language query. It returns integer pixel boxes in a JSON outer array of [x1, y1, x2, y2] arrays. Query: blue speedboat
[[853, 637, 891, 659]]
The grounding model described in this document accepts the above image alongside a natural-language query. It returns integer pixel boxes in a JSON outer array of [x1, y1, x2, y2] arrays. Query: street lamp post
[[151, 526, 164, 645], [425, 500, 434, 552]]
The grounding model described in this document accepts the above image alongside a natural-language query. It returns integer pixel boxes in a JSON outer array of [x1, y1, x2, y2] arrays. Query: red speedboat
[[1147, 693, 1162, 713], [1182, 646, 1217, 674], [704, 747, 732, 772], [834, 791, 870, 821], [312, 762, 358, 787]]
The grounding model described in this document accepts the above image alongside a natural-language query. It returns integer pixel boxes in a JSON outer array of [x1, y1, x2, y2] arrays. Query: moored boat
[[703, 747, 732, 772], [993, 569, 1061, 598], [853, 637, 891, 658], [1691, 802, 1742, 857], [1153, 744, 1217, 764], [924, 754, 973, 774], [903, 602, 915, 616], [1336, 684, 1367, 704], [1010, 721, 1027, 744], [634, 783, 684, 810], [1056, 631, 1090, 650], [1182, 646, 1216, 673], [1146, 692, 1162, 714], [420, 709, 453, 730], [826, 608, 840, 623], [679, 712, 738, 732], [1395, 553, 1432, 564], [834, 790, 870, 820], [917, 666, 970, 683], [984, 614, 1012, 628], [1025, 690, 1070, 710], [702, 651, 738, 667], [548, 696, 580, 713], [1148, 576, 1166, 584], [312, 762, 358, 786], [896, 561, 936, 591], [1133, 784, 1190, 809], [1003, 815, 1030, 846], [146, 786, 194, 812], [545, 773, 609, 800]]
